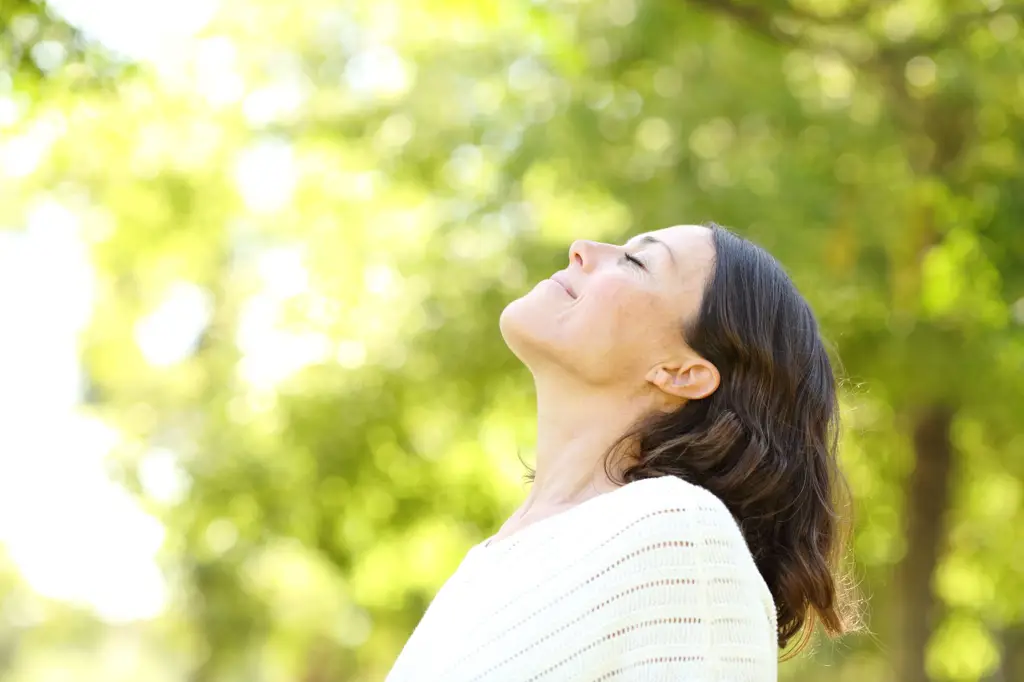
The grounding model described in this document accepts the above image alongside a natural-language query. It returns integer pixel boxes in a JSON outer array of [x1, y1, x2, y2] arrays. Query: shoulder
[[614, 475, 744, 542], [610, 476, 778, 632]]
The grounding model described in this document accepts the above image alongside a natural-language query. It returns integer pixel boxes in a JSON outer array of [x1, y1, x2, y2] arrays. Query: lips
[[550, 273, 576, 298]]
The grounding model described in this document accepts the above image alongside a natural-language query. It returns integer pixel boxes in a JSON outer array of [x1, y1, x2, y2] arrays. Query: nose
[[568, 239, 601, 272]]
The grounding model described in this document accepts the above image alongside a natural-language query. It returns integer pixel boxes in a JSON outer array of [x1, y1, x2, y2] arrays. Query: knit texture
[[384, 475, 778, 682]]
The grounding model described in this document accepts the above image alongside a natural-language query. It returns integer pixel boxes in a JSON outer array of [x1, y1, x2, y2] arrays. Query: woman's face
[[499, 224, 717, 391]]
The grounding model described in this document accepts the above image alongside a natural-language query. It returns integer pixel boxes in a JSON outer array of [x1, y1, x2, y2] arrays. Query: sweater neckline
[[473, 476, 673, 554]]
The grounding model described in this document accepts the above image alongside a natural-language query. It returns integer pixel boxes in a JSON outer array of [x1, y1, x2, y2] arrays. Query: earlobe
[[649, 360, 719, 401]]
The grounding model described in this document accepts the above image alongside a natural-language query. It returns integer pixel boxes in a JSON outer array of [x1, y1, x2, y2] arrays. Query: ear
[[645, 358, 720, 401]]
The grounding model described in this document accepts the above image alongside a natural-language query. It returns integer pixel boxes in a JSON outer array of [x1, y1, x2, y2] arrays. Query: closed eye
[[622, 253, 647, 270]]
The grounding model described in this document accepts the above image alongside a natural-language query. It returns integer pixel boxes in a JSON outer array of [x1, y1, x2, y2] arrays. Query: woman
[[385, 222, 855, 681]]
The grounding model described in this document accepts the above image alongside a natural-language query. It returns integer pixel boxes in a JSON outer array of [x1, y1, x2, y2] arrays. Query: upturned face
[[499, 224, 716, 393]]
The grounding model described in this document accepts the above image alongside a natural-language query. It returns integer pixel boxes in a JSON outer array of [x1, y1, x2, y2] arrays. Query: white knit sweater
[[385, 475, 778, 682]]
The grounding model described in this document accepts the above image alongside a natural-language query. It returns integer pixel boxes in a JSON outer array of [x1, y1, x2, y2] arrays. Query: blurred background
[[0, 0, 1022, 680]]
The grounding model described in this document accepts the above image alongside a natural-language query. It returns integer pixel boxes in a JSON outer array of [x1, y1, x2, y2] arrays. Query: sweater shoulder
[[614, 476, 778, 635], [614, 475, 743, 541]]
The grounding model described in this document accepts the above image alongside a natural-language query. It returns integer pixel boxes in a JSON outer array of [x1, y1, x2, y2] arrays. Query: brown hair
[[524, 222, 858, 654]]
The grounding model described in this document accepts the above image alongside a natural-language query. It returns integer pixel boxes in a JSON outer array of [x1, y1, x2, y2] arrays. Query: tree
[[671, 4, 1024, 682]]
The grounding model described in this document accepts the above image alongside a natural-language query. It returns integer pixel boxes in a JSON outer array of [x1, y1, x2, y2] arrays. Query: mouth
[[549, 274, 576, 298]]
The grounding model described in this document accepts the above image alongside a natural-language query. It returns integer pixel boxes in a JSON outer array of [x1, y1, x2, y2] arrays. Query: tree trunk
[[895, 404, 955, 682], [981, 623, 1024, 682], [1006, 625, 1024, 682]]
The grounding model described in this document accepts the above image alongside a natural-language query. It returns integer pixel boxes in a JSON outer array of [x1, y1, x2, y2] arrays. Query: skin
[[493, 224, 720, 542]]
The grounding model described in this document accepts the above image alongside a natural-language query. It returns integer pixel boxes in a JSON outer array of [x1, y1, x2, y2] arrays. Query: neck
[[517, 374, 654, 517]]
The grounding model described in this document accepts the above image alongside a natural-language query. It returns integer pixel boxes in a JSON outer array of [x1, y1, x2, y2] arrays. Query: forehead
[[633, 225, 714, 280], [642, 224, 712, 251]]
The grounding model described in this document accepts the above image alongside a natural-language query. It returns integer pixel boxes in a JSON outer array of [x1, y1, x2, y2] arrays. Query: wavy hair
[[523, 222, 858, 654]]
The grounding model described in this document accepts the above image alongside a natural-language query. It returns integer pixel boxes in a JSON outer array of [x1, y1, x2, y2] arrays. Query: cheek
[[576, 277, 661, 347]]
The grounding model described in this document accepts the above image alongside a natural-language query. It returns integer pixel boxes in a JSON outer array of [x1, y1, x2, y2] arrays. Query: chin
[[498, 295, 536, 348], [499, 292, 566, 367]]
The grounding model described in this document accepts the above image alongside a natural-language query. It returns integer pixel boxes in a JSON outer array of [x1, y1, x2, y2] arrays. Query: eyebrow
[[626, 235, 677, 269]]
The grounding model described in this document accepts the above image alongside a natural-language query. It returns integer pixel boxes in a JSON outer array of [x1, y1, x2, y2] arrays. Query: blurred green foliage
[[1, 0, 1023, 681]]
